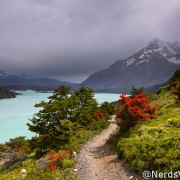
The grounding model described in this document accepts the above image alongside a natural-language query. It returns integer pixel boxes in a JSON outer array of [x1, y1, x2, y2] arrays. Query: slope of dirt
[[76, 123, 142, 180]]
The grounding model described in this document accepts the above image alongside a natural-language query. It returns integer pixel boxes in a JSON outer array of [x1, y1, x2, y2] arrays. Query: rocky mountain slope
[[82, 39, 180, 93]]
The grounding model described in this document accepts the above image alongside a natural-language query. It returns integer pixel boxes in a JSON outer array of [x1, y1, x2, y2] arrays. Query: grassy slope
[[110, 90, 180, 173]]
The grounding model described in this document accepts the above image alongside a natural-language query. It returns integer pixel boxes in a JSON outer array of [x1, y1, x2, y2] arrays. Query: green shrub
[[7, 161, 23, 171], [99, 101, 115, 115], [69, 130, 94, 147], [61, 158, 75, 169], [111, 91, 180, 173], [156, 86, 170, 95], [168, 118, 180, 128], [91, 120, 109, 130], [117, 132, 180, 172], [130, 86, 144, 97], [5, 136, 28, 149]]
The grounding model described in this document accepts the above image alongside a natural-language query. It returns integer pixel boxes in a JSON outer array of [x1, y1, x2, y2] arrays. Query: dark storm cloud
[[0, 0, 180, 82]]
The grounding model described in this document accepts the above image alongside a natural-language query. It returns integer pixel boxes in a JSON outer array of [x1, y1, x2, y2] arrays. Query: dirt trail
[[76, 119, 142, 180]]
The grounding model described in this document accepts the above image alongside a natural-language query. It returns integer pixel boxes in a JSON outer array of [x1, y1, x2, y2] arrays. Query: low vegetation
[[0, 69, 179, 179], [0, 86, 114, 179], [109, 68, 180, 173]]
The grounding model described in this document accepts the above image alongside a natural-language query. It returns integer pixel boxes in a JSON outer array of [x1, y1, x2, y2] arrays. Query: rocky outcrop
[[0, 88, 16, 99]]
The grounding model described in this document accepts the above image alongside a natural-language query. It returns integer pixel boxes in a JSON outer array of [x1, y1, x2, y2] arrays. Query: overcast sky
[[0, 0, 180, 82]]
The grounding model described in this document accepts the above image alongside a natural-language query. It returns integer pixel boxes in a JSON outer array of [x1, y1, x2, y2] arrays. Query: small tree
[[72, 86, 98, 126], [5, 136, 30, 154], [5, 136, 28, 149], [100, 101, 115, 115], [27, 86, 99, 155], [27, 86, 74, 154], [130, 87, 144, 97]]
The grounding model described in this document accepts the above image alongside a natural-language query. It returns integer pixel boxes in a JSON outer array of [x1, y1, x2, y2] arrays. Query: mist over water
[[0, 91, 120, 143]]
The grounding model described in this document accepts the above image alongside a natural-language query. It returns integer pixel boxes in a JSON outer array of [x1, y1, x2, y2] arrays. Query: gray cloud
[[0, 0, 180, 82]]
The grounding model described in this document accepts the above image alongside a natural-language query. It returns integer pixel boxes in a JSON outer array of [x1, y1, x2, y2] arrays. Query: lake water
[[0, 90, 120, 143]]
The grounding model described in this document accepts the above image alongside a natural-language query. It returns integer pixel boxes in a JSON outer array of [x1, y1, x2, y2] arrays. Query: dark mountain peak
[[148, 39, 180, 51], [148, 38, 163, 49]]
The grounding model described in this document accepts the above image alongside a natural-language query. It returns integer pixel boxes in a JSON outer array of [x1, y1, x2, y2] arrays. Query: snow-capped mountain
[[0, 71, 33, 80], [81, 39, 180, 93], [138, 39, 180, 64]]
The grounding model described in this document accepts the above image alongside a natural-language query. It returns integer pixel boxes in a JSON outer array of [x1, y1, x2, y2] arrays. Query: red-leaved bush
[[115, 93, 157, 131], [14, 145, 30, 153], [44, 149, 70, 172], [93, 109, 104, 121], [35, 146, 79, 176]]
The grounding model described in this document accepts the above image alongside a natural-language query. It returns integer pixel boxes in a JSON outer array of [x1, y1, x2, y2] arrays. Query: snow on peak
[[167, 57, 180, 64], [136, 59, 149, 66], [147, 39, 180, 64], [126, 58, 135, 66], [121, 58, 136, 70], [138, 48, 153, 61]]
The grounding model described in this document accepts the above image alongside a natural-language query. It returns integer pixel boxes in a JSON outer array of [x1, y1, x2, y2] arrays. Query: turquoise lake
[[0, 90, 120, 143]]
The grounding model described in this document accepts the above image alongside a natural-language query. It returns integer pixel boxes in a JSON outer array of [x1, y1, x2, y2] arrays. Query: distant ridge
[[81, 39, 180, 93], [0, 71, 79, 91], [145, 81, 169, 92]]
